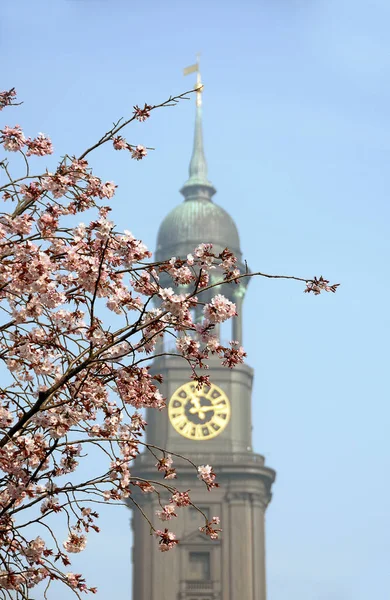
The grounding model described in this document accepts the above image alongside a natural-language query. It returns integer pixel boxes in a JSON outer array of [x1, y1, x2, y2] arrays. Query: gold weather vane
[[183, 53, 203, 106]]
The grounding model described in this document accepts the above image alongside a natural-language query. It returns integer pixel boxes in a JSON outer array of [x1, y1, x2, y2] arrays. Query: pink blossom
[[219, 248, 239, 279], [194, 243, 214, 268], [206, 335, 223, 353], [155, 454, 176, 479], [159, 288, 193, 323], [156, 504, 177, 521], [99, 181, 116, 199], [0, 570, 24, 590], [133, 103, 152, 121], [133, 481, 155, 493], [116, 367, 166, 409], [131, 144, 147, 160], [26, 133, 53, 156], [194, 243, 213, 257], [197, 464, 218, 490], [113, 136, 128, 150], [305, 276, 340, 295], [131, 412, 147, 431], [0, 88, 17, 111], [65, 572, 95, 593], [167, 257, 194, 284], [198, 464, 212, 479], [170, 490, 191, 507], [1, 124, 25, 151], [41, 171, 72, 198], [63, 532, 87, 553], [158, 454, 172, 469], [66, 573, 80, 589], [194, 319, 214, 341], [0, 406, 13, 428], [23, 536, 45, 564], [176, 335, 200, 357], [38, 205, 61, 235], [199, 516, 222, 540], [40, 496, 61, 514], [221, 341, 246, 368], [154, 529, 178, 552], [204, 294, 237, 324], [0, 213, 33, 235], [20, 182, 43, 203]]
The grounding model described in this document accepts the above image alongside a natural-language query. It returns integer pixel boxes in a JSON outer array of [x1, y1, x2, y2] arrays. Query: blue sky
[[1, 0, 389, 598]]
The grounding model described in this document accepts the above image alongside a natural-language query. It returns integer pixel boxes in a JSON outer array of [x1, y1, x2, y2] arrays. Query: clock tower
[[130, 68, 275, 600]]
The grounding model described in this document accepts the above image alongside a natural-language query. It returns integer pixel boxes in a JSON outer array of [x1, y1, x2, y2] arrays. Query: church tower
[[130, 66, 275, 600]]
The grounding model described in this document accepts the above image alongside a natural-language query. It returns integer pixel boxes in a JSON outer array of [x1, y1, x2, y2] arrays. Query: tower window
[[189, 552, 211, 580]]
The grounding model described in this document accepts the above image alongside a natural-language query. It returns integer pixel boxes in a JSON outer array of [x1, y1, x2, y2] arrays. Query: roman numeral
[[202, 425, 211, 437], [171, 414, 187, 429], [212, 415, 227, 428], [181, 422, 194, 437], [194, 425, 203, 439]]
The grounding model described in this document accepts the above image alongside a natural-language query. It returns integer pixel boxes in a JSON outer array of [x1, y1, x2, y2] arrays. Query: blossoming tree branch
[[0, 87, 339, 597]]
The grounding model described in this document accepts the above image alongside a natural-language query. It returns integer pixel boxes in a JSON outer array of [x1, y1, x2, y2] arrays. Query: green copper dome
[[156, 198, 241, 261], [156, 88, 242, 263]]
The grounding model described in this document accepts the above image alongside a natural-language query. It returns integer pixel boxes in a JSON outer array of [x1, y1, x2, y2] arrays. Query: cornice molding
[[225, 491, 271, 510]]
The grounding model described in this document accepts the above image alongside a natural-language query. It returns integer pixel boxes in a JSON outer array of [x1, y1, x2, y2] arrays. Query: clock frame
[[168, 381, 231, 440]]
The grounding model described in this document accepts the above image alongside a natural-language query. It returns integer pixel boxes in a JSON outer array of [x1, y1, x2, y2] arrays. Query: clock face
[[168, 381, 231, 440]]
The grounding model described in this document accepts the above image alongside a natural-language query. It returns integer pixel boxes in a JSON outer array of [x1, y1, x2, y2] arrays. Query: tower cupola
[[155, 63, 248, 328]]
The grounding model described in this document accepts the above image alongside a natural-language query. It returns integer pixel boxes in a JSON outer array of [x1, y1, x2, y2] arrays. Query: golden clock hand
[[188, 394, 201, 408], [189, 407, 207, 419], [188, 395, 207, 419], [188, 395, 206, 419], [210, 403, 226, 413]]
